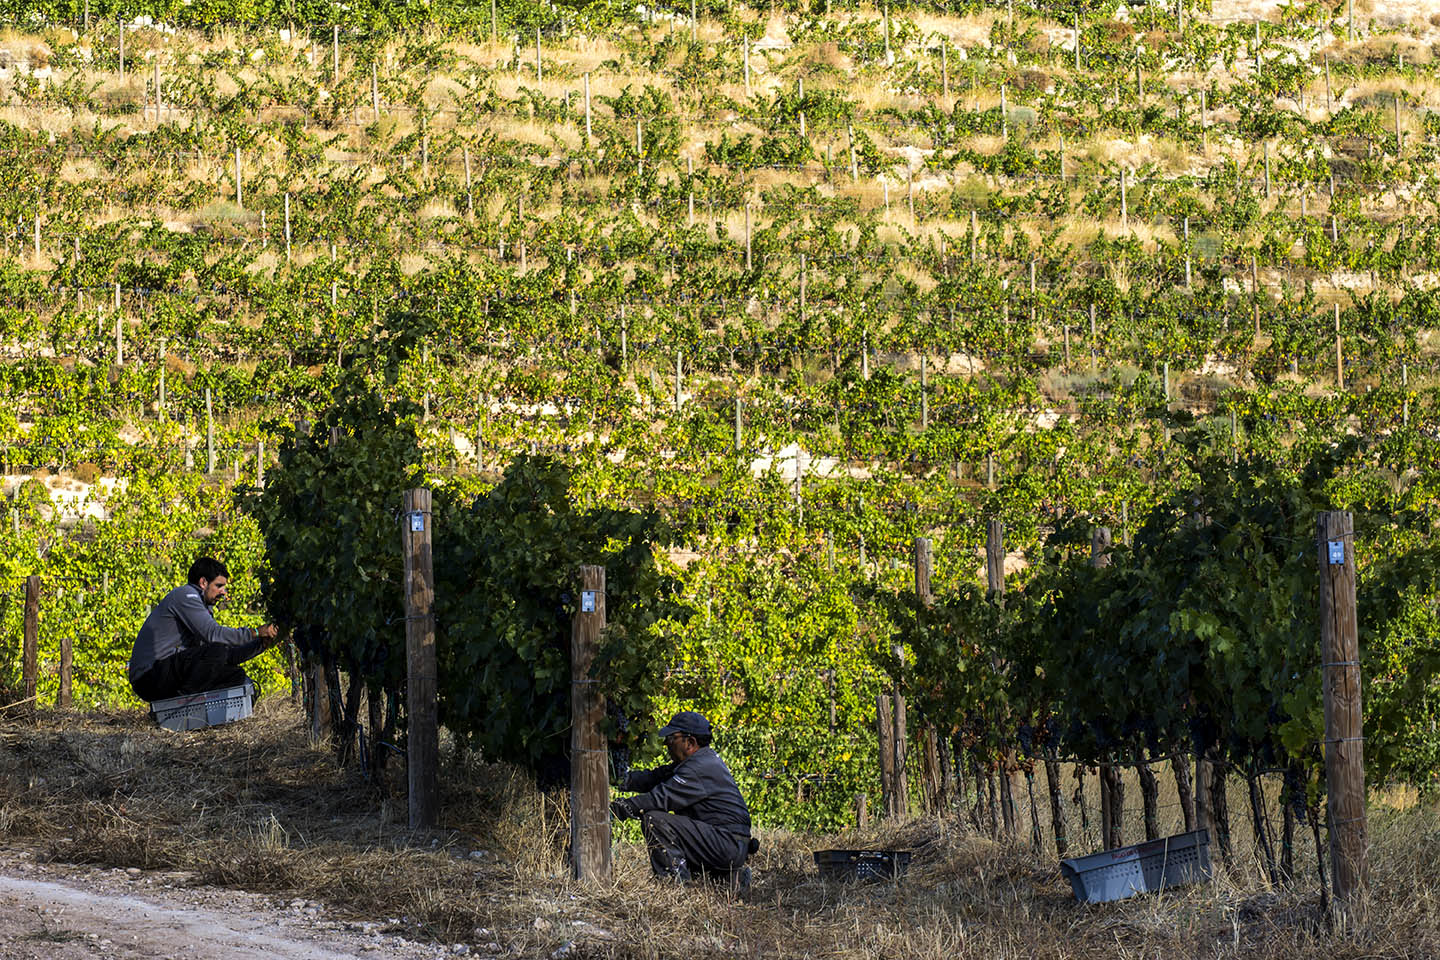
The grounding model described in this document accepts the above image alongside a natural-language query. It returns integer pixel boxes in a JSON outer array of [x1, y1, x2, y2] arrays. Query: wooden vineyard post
[[365, 685, 384, 778], [303, 429, 344, 743], [1120, 169, 1128, 232], [22, 575, 39, 712], [985, 519, 1018, 836], [946, 733, 963, 815], [402, 488, 438, 830], [157, 338, 167, 416], [571, 565, 612, 882], [1324, 54, 1333, 113], [1318, 511, 1367, 907], [1045, 740, 1068, 856], [1173, 755, 1196, 833], [674, 351, 683, 411], [1089, 303, 1097, 371], [1252, 254, 1262, 337], [303, 659, 331, 741], [891, 673, 909, 818], [922, 729, 942, 814], [1334, 303, 1344, 390], [58, 630, 72, 709], [205, 388, 215, 472], [876, 692, 895, 816], [914, 538, 941, 811], [372, 61, 381, 121], [1195, 748, 1213, 845], [919, 354, 928, 429], [1089, 528, 1116, 847], [986, 520, 1005, 603], [744, 206, 752, 270], [743, 36, 751, 97], [583, 73, 592, 141], [687, 156, 695, 224]]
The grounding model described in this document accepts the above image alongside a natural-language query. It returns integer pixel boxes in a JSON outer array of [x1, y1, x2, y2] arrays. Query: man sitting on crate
[[128, 557, 280, 706], [610, 711, 759, 889]]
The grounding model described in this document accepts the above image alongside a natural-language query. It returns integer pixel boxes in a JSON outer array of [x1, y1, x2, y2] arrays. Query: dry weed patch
[[1, 702, 1437, 958]]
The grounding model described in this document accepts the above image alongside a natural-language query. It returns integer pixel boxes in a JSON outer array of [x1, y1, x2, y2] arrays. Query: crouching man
[[610, 711, 758, 888], [128, 557, 280, 705]]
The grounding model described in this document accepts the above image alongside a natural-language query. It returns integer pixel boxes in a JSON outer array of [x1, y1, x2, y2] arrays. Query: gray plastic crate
[[1059, 829, 1212, 904], [150, 681, 254, 731]]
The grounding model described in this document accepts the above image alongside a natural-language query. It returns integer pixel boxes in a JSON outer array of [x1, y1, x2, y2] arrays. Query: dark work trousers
[[130, 644, 252, 703], [640, 811, 748, 880]]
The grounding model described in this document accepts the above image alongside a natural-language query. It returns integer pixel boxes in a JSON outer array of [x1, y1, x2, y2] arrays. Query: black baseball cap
[[658, 711, 711, 739]]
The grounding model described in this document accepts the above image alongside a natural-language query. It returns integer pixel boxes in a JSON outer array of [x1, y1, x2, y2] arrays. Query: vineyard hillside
[[2, 0, 1440, 956]]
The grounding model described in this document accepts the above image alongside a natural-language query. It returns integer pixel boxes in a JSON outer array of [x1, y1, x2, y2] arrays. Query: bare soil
[[0, 852, 452, 959]]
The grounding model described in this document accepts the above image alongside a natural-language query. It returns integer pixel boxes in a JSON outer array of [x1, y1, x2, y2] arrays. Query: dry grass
[[1, 702, 1438, 958]]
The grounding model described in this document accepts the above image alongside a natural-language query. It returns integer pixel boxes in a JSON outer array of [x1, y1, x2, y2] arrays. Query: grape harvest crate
[[150, 681, 255, 732], [813, 849, 912, 882], [1059, 829, 1212, 904]]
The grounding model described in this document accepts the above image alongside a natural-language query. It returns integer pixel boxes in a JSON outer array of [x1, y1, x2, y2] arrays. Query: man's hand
[[257, 624, 281, 647], [610, 798, 640, 821]]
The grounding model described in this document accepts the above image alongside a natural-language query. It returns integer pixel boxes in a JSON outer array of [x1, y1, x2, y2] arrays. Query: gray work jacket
[[623, 746, 752, 837], [127, 584, 264, 681]]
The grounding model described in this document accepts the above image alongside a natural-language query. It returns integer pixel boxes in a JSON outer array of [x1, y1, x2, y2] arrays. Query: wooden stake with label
[[402, 488, 438, 829], [571, 565, 612, 881], [1318, 511, 1367, 907]]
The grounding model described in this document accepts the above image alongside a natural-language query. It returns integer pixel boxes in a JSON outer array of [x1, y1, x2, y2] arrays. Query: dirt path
[[0, 853, 473, 960]]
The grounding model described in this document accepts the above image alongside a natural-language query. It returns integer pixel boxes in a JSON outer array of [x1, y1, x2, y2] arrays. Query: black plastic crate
[[814, 849, 912, 882]]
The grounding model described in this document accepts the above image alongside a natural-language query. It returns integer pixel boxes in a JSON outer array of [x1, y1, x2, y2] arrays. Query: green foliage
[[434, 455, 684, 782], [659, 548, 881, 831], [246, 374, 683, 785], [244, 382, 423, 694]]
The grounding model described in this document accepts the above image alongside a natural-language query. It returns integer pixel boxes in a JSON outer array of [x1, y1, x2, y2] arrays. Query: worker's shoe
[[733, 865, 751, 891], [660, 860, 692, 883], [651, 846, 692, 882]]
